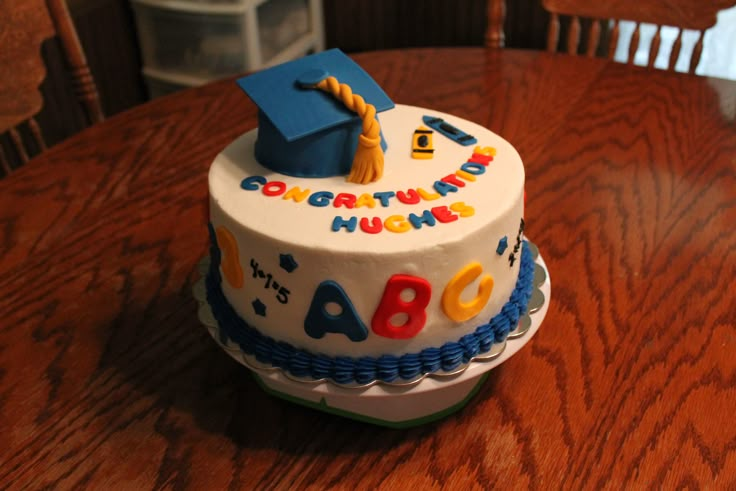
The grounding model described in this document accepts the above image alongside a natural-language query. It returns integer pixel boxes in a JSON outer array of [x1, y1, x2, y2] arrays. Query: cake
[[206, 49, 534, 385]]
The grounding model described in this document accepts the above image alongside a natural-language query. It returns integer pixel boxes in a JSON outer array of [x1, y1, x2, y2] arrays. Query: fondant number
[[215, 226, 244, 289]]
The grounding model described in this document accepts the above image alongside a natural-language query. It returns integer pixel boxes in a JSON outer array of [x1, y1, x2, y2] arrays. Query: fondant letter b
[[372, 275, 431, 339]]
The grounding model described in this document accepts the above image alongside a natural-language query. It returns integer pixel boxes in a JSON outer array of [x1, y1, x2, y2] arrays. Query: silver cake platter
[[194, 241, 551, 426]]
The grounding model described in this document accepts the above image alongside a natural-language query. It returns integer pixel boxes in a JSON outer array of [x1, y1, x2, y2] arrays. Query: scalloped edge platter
[[194, 244, 550, 428]]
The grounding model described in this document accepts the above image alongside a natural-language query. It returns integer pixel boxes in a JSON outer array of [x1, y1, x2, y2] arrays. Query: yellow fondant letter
[[283, 186, 311, 202], [355, 193, 377, 208], [455, 169, 477, 182], [450, 202, 475, 218], [441, 262, 493, 322], [417, 188, 440, 201], [215, 226, 244, 289], [473, 145, 497, 157], [384, 215, 411, 233]]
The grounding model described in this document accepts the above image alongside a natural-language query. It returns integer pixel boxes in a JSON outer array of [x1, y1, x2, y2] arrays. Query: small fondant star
[[279, 253, 298, 273], [496, 236, 508, 255], [252, 298, 267, 317]]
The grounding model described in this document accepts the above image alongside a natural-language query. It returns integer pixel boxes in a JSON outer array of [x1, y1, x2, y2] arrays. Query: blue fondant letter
[[304, 280, 368, 342], [373, 191, 395, 207], [433, 180, 459, 196], [308, 191, 334, 207], [241, 175, 267, 190], [460, 162, 486, 175], [331, 216, 357, 232], [408, 210, 437, 229]]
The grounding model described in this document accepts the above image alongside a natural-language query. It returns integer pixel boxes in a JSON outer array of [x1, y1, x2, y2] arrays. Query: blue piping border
[[205, 224, 535, 384]]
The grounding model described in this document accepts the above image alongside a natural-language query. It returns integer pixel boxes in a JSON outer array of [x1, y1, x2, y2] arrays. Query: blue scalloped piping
[[205, 223, 535, 384]]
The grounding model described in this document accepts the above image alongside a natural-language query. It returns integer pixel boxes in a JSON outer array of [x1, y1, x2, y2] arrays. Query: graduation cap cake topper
[[237, 49, 395, 184]]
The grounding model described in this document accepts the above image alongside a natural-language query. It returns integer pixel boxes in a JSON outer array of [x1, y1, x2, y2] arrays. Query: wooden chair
[[485, 0, 736, 73], [0, 0, 104, 176]]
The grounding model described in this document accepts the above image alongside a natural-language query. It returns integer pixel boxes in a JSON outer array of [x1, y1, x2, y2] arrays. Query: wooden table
[[1, 48, 735, 489]]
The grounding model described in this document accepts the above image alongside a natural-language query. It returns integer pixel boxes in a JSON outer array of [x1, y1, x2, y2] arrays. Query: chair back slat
[[0, 146, 11, 175], [586, 20, 601, 57], [547, 12, 561, 52], [668, 29, 684, 70], [628, 22, 641, 64], [607, 20, 620, 58], [45, 0, 104, 124], [28, 118, 47, 152], [567, 16, 581, 54], [8, 128, 30, 164], [69, 66, 105, 125], [690, 31, 705, 73], [648, 26, 662, 68]]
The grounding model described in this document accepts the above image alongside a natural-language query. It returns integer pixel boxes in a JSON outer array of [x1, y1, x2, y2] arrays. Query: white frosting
[[209, 105, 524, 357]]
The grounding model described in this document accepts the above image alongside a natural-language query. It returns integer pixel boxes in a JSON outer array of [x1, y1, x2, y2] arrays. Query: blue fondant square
[[236, 49, 394, 178], [237, 49, 394, 142]]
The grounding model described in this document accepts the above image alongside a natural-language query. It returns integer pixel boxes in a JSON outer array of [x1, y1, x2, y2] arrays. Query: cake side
[[208, 105, 526, 358]]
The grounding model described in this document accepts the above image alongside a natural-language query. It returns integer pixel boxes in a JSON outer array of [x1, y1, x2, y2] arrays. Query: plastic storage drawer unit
[[132, 0, 318, 81]]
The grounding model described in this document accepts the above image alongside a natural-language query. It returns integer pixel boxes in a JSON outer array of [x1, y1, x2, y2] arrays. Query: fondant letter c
[[441, 262, 493, 322], [240, 175, 266, 190]]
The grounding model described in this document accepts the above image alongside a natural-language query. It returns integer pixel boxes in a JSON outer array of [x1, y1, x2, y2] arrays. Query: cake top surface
[[209, 104, 524, 255]]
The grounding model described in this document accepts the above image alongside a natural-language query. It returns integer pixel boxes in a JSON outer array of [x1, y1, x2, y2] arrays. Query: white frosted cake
[[205, 50, 534, 385]]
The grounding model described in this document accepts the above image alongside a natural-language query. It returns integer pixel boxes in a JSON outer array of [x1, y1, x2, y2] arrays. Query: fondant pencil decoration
[[412, 126, 434, 159], [422, 115, 477, 146]]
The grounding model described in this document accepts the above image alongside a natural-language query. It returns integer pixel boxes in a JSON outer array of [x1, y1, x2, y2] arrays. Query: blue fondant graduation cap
[[237, 49, 394, 179]]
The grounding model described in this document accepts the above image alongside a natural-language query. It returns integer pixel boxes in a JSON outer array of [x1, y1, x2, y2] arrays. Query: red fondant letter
[[263, 181, 287, 196], [396, 189, 421, 204], [371, 275, 431, 339], [360, 217, 383, 234], [333, 193, 357, 209], [441, 174, 466, 187], [431, 205, 459, 223], [468, 153, 493, 165]]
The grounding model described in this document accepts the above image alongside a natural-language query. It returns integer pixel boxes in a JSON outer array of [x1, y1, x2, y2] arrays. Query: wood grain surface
[[1, 48, 735, 490]]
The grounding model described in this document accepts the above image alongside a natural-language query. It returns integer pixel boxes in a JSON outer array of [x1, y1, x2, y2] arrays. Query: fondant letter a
[[304, 280, 368, 342]]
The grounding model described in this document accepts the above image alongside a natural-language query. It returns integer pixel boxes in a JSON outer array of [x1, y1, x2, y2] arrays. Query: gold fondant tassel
[[314, 76, 384, 184]]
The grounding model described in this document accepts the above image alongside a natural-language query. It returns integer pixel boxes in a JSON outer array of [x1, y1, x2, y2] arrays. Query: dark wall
[[323, 0, 550, 52], [36, 0, 147, 149]]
